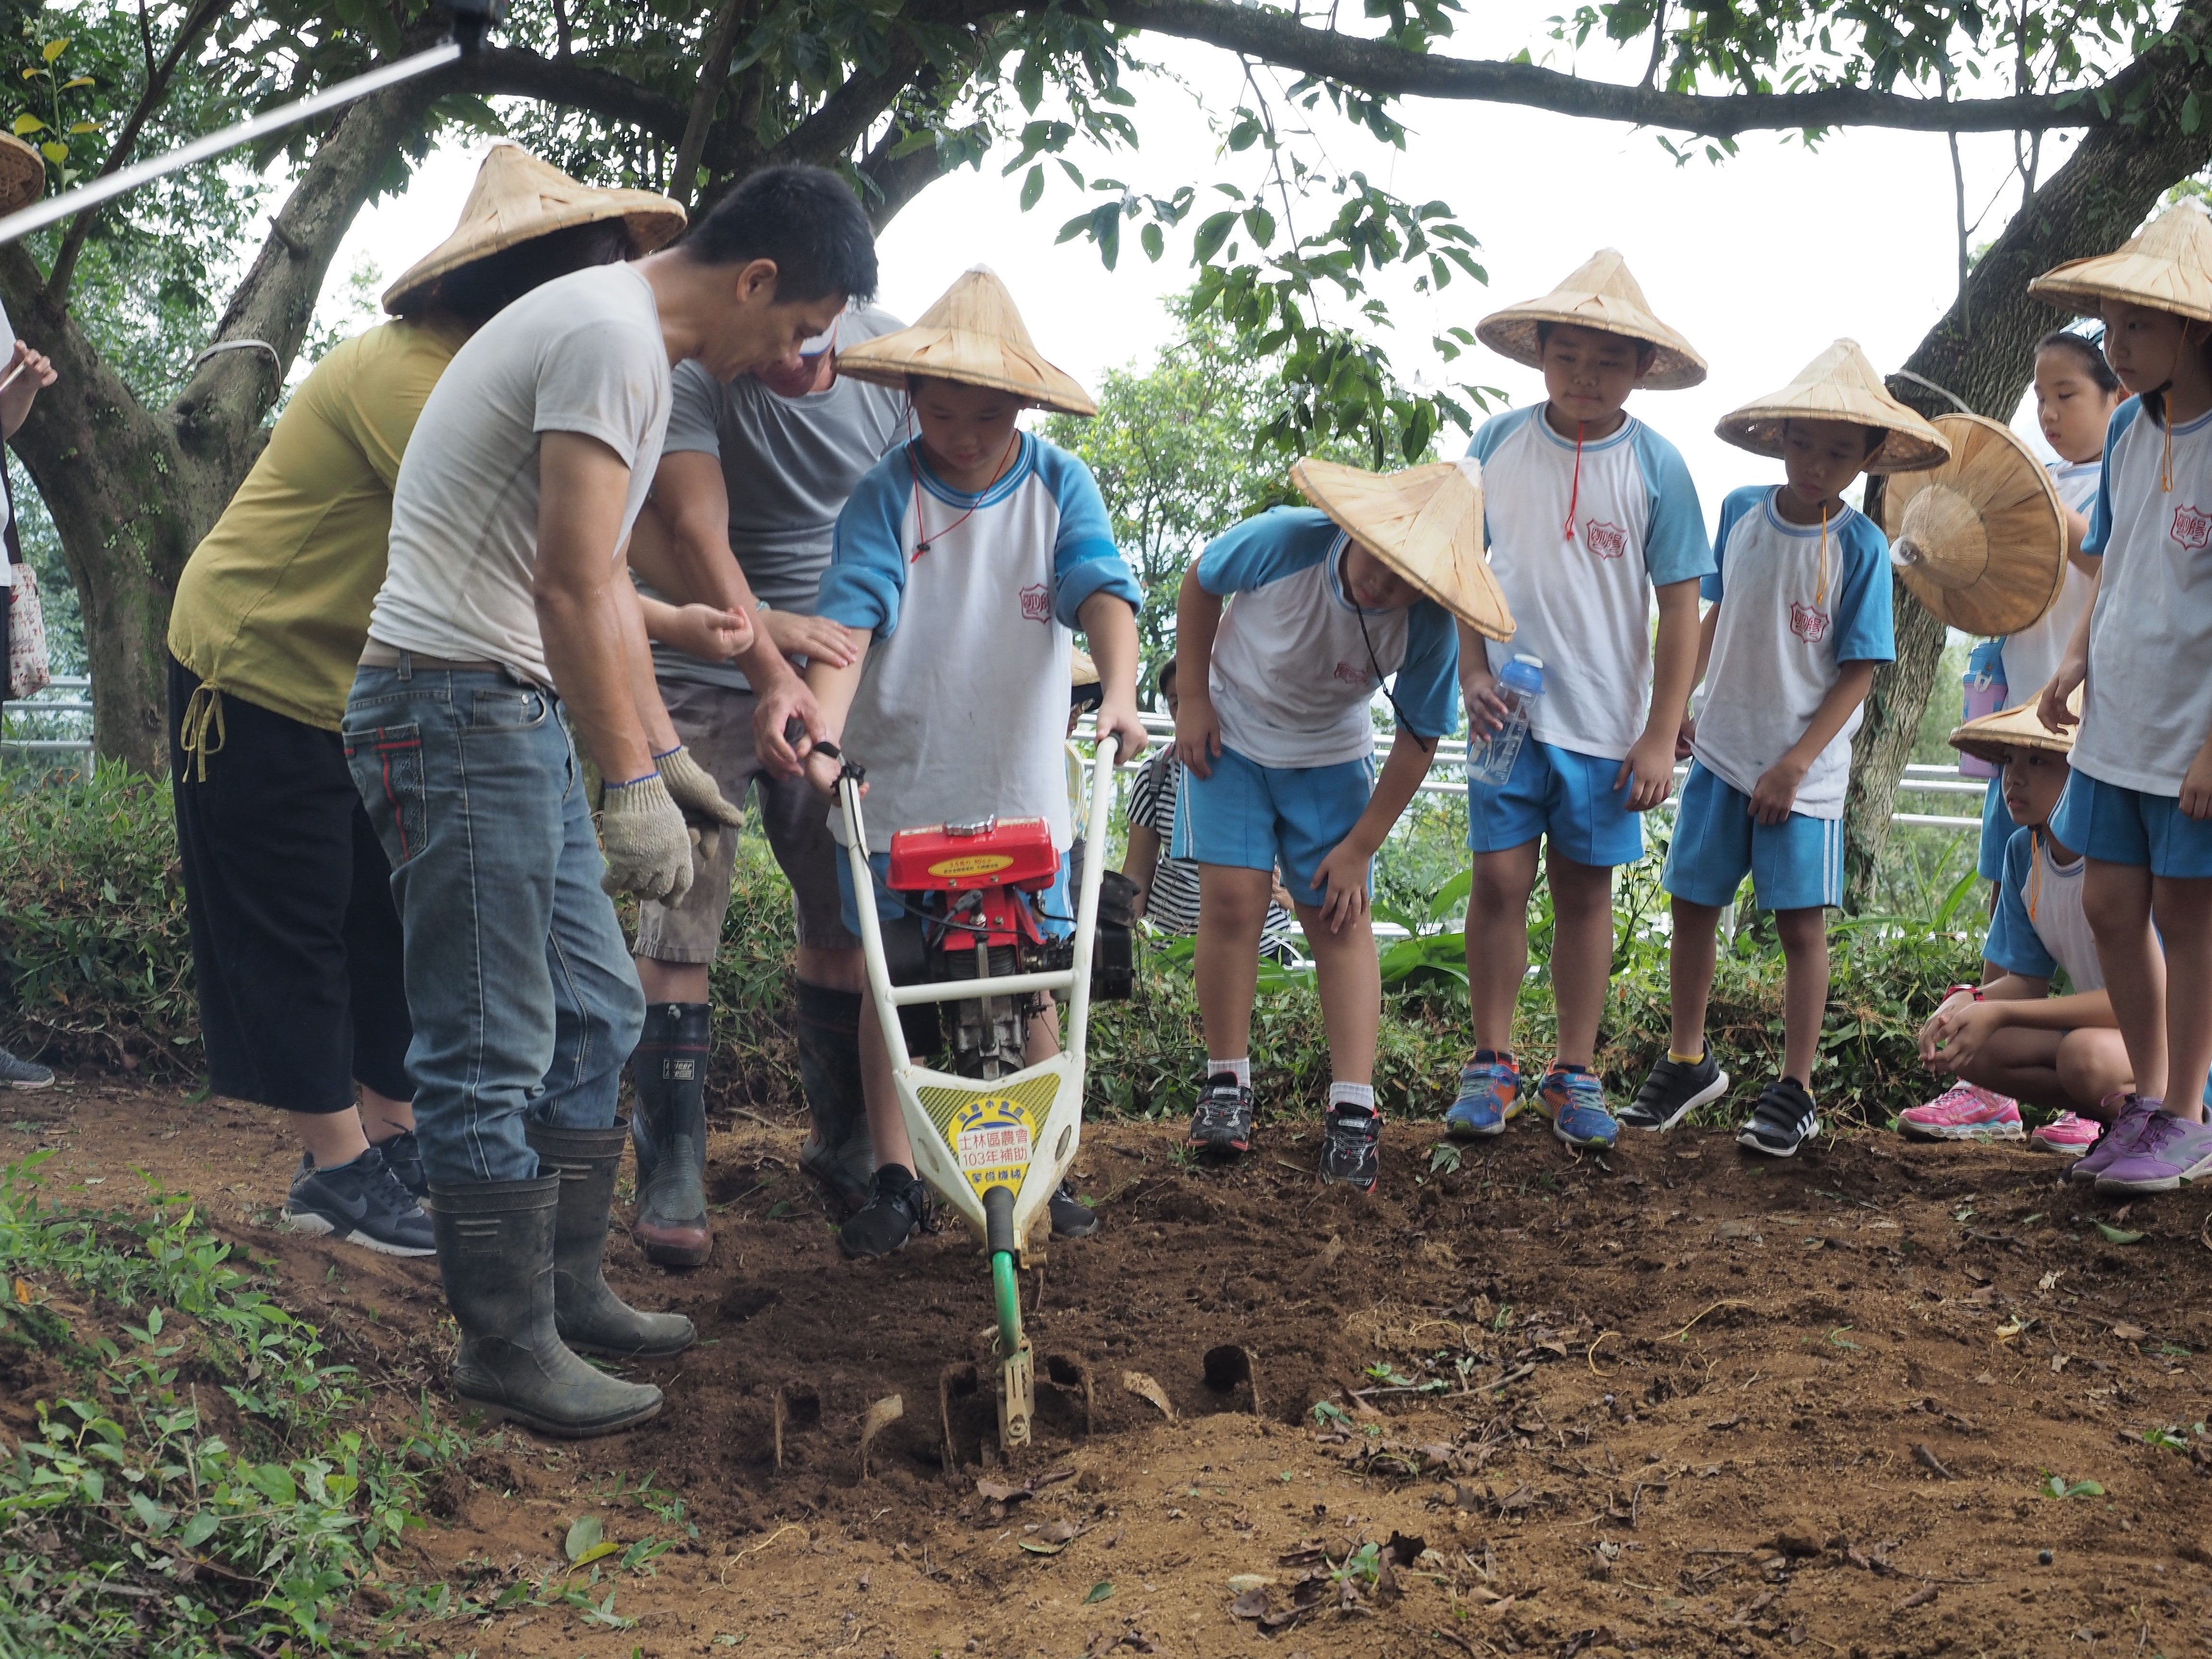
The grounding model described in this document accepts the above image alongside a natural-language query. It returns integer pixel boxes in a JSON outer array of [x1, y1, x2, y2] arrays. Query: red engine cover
[[888, 816, 1058, 892]]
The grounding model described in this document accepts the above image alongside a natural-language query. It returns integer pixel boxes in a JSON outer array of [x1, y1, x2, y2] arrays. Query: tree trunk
[[0, 82, 437, 770], [1841, 41, 2212, 907]]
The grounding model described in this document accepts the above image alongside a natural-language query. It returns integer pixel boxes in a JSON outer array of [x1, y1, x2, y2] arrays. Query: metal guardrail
[[2, 680, 1990, 831], [0, 675, 94, 773]]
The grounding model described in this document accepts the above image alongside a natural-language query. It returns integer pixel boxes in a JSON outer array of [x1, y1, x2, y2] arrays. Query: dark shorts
[[168, 655, 411, 1113]]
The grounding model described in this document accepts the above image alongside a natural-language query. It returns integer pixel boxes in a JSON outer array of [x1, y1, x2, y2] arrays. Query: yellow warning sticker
[[926, 853, 1017, 878], [919, 1074, 1062, 1200]]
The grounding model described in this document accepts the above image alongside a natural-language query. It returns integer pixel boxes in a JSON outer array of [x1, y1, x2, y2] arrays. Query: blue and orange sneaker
[[1537, 1067, 1619, 1150], [1445, 1052, 1522, 1140]]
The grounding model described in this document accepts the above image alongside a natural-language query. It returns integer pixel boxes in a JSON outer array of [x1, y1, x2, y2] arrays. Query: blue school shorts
[[1661, 761, 1845, 912], [1466, 738, 1645, 868], [2049, 774, 2212, 879], [1978, 778, 2018, 883], [836, 849, 1074, 940], [1171, 742, 1375, 908]]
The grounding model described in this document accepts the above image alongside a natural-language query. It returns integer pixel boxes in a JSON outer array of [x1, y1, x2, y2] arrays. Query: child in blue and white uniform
[[1628, 343, 1944, 1154], [1175, 457, 1501, 1191], [1970, 331, 2126, 884], [1447, 251, 1713, 1152], [2032, 203, 2212, 1195], [799, 267, 1146, 1257]]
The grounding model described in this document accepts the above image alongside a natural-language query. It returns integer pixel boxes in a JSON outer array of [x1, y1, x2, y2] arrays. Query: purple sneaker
[[2068, 1094, 2154, 1185], [2092, 1106, 2212, 1194]]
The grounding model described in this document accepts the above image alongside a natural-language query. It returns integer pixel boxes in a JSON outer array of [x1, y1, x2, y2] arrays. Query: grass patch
[[0, 1152, 465, 1656]]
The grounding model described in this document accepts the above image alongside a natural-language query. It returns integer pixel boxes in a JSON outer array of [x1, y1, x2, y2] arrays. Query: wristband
[[1945, 983, 1984, 1003]]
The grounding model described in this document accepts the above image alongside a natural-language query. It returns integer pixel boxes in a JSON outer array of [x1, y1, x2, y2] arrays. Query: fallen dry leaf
[[1122, 1371, 1176, 1421]]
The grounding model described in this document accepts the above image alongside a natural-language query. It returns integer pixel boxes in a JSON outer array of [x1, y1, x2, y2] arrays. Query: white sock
[[1329, 1081, 1376, 1116], [1208, 1057, 1250, 1089]]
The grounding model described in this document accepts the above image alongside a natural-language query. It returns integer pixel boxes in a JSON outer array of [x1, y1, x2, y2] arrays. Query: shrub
[[0, 762, 198, 1076]]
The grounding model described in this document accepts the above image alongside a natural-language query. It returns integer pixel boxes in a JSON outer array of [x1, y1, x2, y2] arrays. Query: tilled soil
[[12, 1076, 2212, 1658]]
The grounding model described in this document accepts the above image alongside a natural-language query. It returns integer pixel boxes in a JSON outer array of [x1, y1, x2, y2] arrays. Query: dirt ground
[[12, 1076, 2212, 1659]]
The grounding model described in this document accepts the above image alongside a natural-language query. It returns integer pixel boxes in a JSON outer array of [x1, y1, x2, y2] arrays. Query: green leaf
[[11, 115, 43, 136], [177, 1511, 220, 1549], [1020, 165, 1044, 213], [41, 38, 69, 62], [1141, 222, 1164, 262], [60, 76, 93, 90], [1191, 210, 1237, 265], [251, 1463, 296, 1505], [573, 1539, 621, 1567], [1090, 202, 1121, 271], [565, 1515, 606, 1563], [129, 1491, 174, 1535], [2188, 92, 2204, 135], [1242, 205, 1275, 247], [35, 141, 61, 165], [1084, 1581, 1114, 1603], [2095, 1223, 2143, 1245]]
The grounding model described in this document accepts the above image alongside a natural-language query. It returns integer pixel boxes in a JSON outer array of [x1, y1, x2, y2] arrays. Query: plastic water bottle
[[1467, 654, 1545, 788], [1958, 643, 2007, 780]]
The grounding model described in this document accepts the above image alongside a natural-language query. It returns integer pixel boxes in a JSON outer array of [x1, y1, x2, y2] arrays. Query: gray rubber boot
[[427, 1176, 663, 1438], [525, 1121, 697, 1358], [629, 1002, 713, 1266], [795, 981, 874, 1215]]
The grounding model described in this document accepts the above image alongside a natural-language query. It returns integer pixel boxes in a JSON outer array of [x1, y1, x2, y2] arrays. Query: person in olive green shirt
[[165, 146, 696, 1257]]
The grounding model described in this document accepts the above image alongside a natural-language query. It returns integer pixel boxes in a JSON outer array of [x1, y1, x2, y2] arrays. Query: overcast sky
[[323, 6, 2088, 522]]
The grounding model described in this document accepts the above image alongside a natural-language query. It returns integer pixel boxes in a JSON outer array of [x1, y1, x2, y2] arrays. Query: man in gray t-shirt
[[627, 302, 908, 1232]]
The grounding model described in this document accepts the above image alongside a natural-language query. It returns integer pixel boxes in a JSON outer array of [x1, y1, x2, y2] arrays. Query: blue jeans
[[343, 661, 645, 1188]]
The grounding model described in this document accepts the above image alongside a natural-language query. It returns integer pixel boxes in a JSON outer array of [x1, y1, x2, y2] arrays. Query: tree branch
[[46, 0, 232, 301], [1095, 0, 2161, 135], [772, 38, 933, 168], [671, 0, 755, 209]]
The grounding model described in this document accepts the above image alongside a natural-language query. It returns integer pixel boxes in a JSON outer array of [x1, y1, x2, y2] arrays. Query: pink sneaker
[[1899, 1083, 2026, 1142], [2030, 1111, 2100, 1154]]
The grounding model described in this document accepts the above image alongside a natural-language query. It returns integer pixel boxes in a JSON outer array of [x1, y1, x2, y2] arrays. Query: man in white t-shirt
[[344, 165, 877, 1440]]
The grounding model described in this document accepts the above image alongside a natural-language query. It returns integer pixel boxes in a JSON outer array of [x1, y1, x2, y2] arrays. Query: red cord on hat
[[1562, 421, 1586, 541]]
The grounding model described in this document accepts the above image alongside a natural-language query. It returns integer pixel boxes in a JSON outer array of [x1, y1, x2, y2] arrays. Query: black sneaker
[[1188, 1074, 1255, 1156], [1736, 1077, 1820, 1159], [1319, 1106, 1381, 1191], [1620, 1052, 1730, 1132], [0, 1046, 53, 1090], [282, 1146, 434, 1257], [373, 1127, 427, 1198], [838, 1163, 930, 1259], [1049, 1178, 1099, 1238]]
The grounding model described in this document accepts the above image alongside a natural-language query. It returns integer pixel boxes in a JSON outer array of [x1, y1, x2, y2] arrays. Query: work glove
[[600, 773, 696, 904], [656, 744, 745, 862]]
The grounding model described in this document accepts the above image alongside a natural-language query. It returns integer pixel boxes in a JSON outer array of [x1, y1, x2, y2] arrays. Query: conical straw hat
[[1289, 455, 1515, 642], [2029, 201, 2212, 324], [0, 132, 44, 217], [834, 266, 1095, 415], [1949, 680, 2080, 767], [1474, 249, 1706, 391], [1716, 339, 1952, 474], [1880, 413, 2067, 636], [382, 143, 685, 314]]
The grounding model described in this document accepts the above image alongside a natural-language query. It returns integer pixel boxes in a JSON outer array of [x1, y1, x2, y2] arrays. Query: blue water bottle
[[1468, 653, 1545, 788]]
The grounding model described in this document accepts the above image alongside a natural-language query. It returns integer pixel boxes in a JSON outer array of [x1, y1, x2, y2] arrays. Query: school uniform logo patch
[[2171, 502, 2212, 552], [1582, 519, 1627, 560], [1333, 661, 1370, 687], [1019, 583, 1051, 623], [1789, 602, 1831, 644]]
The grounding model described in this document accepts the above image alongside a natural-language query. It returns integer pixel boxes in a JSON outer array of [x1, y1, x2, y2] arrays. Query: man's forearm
[[542, 586, 657, 781], [613, 577, 680, 755]]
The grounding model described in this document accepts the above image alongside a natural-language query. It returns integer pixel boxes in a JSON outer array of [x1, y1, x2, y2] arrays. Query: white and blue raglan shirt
[[1984, 825, 2102, 992], [2074, 397, 2212, 794], [1996, 457, 2102, 710], [1467, 405, 1712, 760], [1196, 506, 1460, 769], [1689, 486, 1895, 820], [815, 432, 1141, 850]]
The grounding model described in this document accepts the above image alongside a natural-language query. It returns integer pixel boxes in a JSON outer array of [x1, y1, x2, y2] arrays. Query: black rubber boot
[[795, 981, 874, 1215], [525, 1121, 697, 1358], [426, 1176, 663, 1438], [629, 1002, 712, 1267]]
